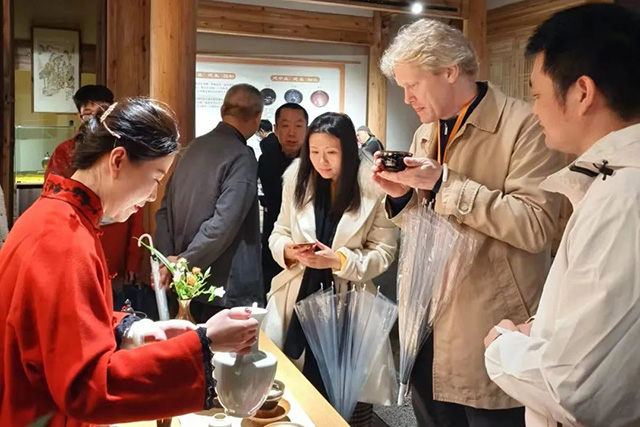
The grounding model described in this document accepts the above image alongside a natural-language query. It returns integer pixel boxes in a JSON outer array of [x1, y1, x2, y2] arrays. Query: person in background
[[258, 103, 308, 296], [46, 85, 114, 179], [373, 18, 564, 427], [155, 84, 264, 322], [0, 98, 258, 426], [356, 125, 383, 157], [44, 85, 144, 310], [247, 119, 272, 161], [258, 119, 273, 139], [484, 5, 640, 427], [263, 112, 398, 426]]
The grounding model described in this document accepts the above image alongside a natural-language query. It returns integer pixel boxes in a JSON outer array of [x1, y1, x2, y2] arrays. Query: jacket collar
[[463, 82, 507, 134], [41, 174, 103, 230], [418, 82, 508, 152], [541, 123, 640, 206], [214, 121, 247, 144]]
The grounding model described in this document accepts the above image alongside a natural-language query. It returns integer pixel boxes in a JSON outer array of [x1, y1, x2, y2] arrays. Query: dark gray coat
[[155, 122, 262, 308]]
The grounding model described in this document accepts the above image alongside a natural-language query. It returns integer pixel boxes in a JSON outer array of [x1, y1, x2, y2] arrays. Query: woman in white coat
[[263, 112, 398, 425]]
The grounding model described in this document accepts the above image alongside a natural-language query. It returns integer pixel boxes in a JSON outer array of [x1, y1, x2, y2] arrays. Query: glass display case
[[15, 125, 75, 177], [14, 125, 75, 221]]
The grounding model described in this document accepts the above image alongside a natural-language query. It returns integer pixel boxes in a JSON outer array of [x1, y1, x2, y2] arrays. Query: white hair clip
[[99, 102, 121, 143]]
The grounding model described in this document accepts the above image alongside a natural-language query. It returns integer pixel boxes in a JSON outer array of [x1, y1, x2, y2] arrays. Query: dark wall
[[615, 0, 640, 8]]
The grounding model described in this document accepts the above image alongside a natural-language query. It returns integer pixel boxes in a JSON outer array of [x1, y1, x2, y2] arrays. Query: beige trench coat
[[262, 158, 399, 405], [389, 83, 565, 409]]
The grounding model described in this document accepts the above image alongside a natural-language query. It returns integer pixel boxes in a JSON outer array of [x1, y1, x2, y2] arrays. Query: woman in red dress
[[0, 98, 258, 426]]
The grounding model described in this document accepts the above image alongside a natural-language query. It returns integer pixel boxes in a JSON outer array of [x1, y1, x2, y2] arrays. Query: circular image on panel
[[284, 89, 303, 104], [261, 88, 277, 106], [310, 90, 330, 108]]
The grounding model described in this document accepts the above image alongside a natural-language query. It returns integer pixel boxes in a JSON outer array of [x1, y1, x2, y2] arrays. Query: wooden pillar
[[367, 11, 387, 144], [106, 0, 150, 99], [2, 0, 14, 226], [148, 0, 197, 234], [95, 0, 107, 85], [463, 0, 488, 80]]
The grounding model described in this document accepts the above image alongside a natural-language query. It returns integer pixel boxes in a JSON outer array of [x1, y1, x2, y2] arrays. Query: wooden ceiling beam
[[487, 0, 595, 38], [197, 0, 374, 45], [285, 0, 465, 20]]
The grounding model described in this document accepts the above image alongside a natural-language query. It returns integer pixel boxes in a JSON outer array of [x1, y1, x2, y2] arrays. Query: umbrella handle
[[398, 382, 409, 406]]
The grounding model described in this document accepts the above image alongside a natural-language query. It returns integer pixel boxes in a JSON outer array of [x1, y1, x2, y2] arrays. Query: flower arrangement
[[137, 235, 225, 302]]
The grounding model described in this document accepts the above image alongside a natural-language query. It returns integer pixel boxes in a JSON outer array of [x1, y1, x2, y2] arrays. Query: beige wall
[[14, 0, 98, 127], [14, 0, 97, 44]]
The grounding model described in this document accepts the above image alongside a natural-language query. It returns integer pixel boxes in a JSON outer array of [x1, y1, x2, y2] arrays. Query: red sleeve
[[44, 139, 75, 181], [125, 210, 145, 274], [23, 234, 208, 423]]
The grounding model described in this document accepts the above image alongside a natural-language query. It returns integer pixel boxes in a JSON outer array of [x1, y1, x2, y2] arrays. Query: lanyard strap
[[436, 97, 475, 164]]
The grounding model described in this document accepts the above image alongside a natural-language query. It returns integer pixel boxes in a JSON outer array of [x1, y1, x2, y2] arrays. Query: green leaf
[[29, 413, 52, 427], [137, 237, 174, 274]]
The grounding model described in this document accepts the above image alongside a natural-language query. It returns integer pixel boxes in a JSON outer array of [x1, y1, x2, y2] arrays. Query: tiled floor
[[374, 395, 417, 427]]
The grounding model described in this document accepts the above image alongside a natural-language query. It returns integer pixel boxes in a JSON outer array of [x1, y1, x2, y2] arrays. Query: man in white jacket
[[483, 4, 640, 427]]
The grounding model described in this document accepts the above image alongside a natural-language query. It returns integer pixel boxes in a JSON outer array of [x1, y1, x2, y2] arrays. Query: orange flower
[[187, 274, 196, 286], [192, 267, 201, 275]]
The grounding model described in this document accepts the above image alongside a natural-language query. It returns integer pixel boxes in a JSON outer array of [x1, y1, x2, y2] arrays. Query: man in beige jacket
[[372, 19, 564, 426]]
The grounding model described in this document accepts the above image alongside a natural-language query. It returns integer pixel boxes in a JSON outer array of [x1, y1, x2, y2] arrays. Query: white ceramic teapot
[[213, 306, 277, 418]]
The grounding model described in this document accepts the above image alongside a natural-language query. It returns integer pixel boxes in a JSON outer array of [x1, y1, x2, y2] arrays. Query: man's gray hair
[[380, 19, 478, 79], [221, 84, 263, 120]]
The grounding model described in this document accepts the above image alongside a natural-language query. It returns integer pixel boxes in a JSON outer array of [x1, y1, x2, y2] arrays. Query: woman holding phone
[[262, 112, 398, 425]]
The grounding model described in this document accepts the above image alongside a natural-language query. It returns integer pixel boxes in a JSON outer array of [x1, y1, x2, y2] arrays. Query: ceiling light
[[411, 2, 424, 14]]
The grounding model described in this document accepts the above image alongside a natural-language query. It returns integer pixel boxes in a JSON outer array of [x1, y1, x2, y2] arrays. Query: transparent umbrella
[[295, 284, 398, 420], [396, 203, 477, 404]]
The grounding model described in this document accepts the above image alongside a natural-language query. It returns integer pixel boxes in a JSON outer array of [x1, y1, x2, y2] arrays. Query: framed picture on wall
[[32, 28, 80, 113]]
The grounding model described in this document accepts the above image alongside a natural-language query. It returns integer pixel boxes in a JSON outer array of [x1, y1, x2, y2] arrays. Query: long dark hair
[[294, 112, 361, 216], [73, 97, 180, 169]]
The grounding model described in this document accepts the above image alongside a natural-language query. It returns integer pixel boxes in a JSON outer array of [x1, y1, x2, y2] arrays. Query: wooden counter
[[124, 331, 348, 427]]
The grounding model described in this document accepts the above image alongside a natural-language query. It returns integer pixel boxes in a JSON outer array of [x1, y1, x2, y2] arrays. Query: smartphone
[[292, 242, 318, 251]]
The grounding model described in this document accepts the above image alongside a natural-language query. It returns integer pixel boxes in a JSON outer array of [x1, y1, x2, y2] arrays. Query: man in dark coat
[[356, 125, 384, 158], [155, 84, 264, 322], [258, 103, 308, 295]]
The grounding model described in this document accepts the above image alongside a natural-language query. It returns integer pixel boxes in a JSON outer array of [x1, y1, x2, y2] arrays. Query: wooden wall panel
[[487, 0, 612, 102], [367, 11, 387, 144], [106, 0, 150, 99], [2, 0, 14, 226], [148, 0, 197, 234], [463, 0, 487, 79]]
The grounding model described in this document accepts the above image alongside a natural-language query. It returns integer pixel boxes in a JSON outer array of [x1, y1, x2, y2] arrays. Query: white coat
[[262, 158, 399, 405], [485, 123, 640, 427]]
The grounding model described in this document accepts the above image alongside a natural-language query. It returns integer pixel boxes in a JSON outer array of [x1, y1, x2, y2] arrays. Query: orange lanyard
[[437, 97, 475, 165]]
